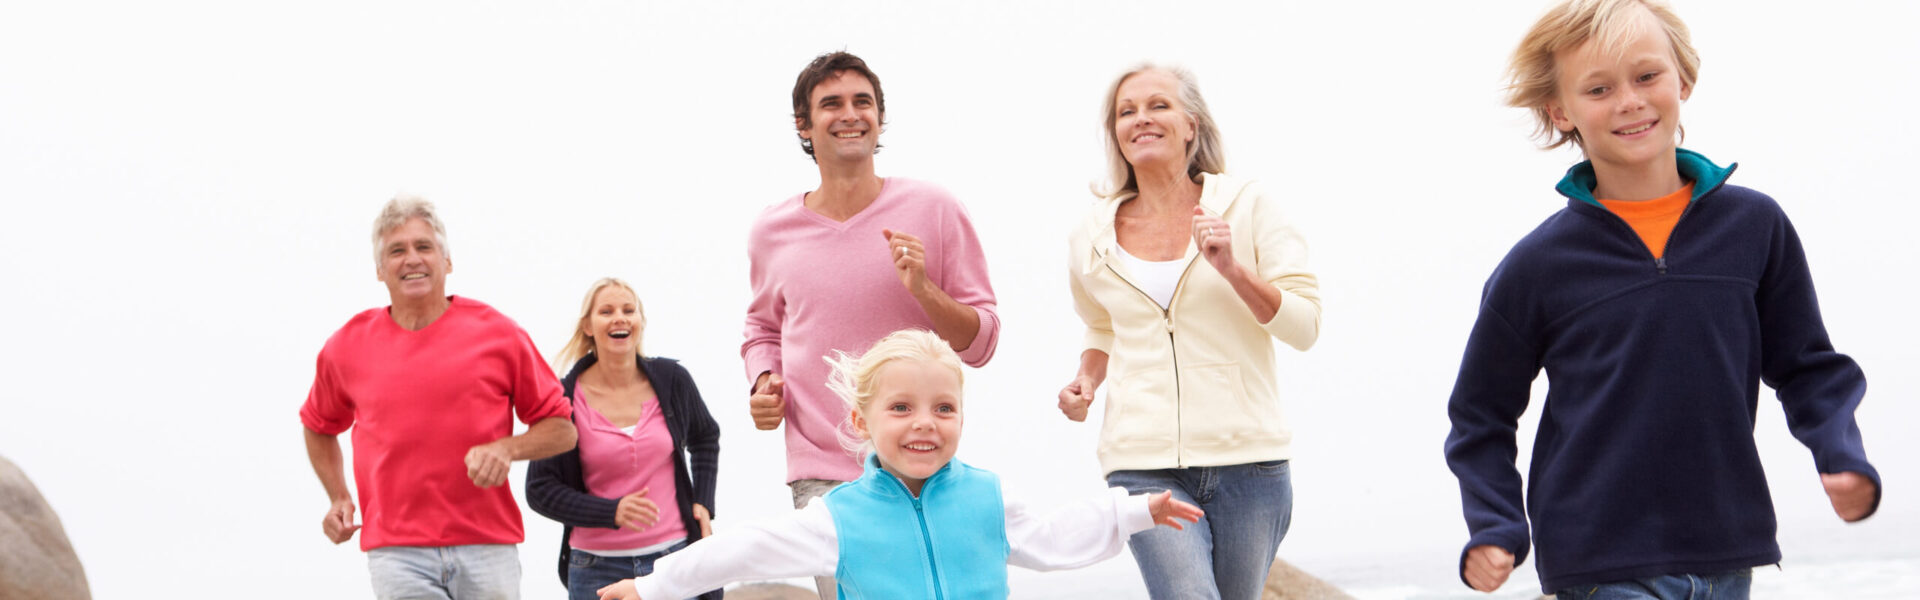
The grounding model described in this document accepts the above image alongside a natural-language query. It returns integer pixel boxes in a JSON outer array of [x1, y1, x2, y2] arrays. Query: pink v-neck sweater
[[743, 177, 1000, 483]]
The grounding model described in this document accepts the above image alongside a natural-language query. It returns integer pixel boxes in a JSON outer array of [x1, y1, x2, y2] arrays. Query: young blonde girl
[[598, 329, 1201, 600]]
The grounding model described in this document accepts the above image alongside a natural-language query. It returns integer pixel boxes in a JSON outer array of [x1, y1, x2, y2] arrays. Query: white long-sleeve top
[[632, 486, 1156, 600]]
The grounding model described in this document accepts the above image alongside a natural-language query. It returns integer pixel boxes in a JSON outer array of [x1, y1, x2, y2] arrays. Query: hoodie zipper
[[1104, 249, 1201, 468], [1592, 196, 1696, 275]]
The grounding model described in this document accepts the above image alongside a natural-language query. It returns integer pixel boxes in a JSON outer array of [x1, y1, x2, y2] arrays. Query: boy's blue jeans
[[565, 540, 692, 600], [1554, 569, 1753, 600], [1107, 460, 1293, 600]]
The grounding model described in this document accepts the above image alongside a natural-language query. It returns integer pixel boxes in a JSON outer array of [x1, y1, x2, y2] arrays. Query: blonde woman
[[527, 278, 722, 600], [1060, 64, 1321, 599]]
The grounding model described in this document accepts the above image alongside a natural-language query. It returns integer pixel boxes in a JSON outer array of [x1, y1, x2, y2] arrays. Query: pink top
[[568, 390, 686, 551], [300, 296, 571, 551], [743, 177, 1000, 483]]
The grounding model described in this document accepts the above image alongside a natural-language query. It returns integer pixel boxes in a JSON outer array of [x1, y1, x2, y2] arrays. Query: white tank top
[[1115, 244, 1187, 309]]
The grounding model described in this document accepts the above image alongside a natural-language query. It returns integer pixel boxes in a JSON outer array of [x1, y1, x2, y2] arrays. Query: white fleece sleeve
[[631, 501, 839, 600], [1004, 486, 1155, 571]]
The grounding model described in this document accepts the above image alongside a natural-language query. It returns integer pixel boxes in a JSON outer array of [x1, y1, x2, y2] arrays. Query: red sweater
[[302, 296, 571, 550]]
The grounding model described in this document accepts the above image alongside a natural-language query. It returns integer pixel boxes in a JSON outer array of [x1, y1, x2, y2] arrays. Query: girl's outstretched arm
[[1005, 487, 1199, 571], [598, 500, 839, 600]]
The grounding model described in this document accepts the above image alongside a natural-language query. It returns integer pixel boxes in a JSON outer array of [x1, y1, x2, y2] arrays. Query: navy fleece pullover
[[1443, 150, 1878, 593]]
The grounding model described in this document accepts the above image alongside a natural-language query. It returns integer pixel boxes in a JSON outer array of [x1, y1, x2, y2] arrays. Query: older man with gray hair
[[301, 195, 576, 599]]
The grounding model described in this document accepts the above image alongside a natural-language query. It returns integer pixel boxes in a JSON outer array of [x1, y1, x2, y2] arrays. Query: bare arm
[[466, 417, 578, 488], [885, 229, 982, 352], [303, 427, 359, 544], [1057, 349, 1110, 422]]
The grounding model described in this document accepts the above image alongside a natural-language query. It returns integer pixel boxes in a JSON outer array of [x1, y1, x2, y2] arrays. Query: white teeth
[[1617, 123, 1653, 135], [906, 443, 936, 451], [836, 131, 862, 138], [401, 273, 426, 280]]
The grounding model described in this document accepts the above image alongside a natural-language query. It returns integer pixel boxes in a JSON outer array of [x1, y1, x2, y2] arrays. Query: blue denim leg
[[566, 541, 692, 600], [1205, 460, 1293, 600], [1108, 468, 1219, 600], [1555, 569, 1752, 600]]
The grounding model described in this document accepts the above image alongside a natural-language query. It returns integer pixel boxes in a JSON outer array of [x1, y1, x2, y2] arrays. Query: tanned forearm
[[304, 427, 353, 503], [494, 417, 578, 462], [1223, 262, 1285, 324], [911, 282, 982, 353]]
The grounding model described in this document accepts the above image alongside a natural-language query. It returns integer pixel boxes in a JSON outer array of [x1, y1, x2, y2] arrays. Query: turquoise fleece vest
[[823, 456, 1009, 600]]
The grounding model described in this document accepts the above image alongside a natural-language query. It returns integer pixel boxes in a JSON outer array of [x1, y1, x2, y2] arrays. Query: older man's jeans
[[367, 544, 520, 600]]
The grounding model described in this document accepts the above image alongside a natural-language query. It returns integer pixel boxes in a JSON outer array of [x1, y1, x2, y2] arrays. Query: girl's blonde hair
[[553, 277, 646, 370], [825, 329, 966, 457], [1505, 0, 1699, 150], [1096, 62, 1226, 199]]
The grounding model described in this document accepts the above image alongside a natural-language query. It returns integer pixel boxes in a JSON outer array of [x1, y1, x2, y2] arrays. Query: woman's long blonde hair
[[553, 277, 646, 371]]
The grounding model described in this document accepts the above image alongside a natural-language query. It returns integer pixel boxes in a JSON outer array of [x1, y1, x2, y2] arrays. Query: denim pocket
[[567, 550, 596, 568], [1251, 459, 1290, 476]]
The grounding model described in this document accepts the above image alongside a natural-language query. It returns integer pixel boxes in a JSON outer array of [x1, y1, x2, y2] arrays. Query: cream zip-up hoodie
[[1068, 173, 1321, 475]]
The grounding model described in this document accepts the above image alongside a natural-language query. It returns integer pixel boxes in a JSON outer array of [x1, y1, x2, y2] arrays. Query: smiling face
[[1547, 5, 1691, 174], [374, 217, 451, 304], [850, 358, 963, 496], [1111, 69, 1196, 174], [584, 285, 642, 359], [797, 70, 882, 167]]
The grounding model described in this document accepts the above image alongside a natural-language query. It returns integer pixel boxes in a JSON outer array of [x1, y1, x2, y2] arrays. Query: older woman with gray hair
[[1058, 63, 1322, 599]]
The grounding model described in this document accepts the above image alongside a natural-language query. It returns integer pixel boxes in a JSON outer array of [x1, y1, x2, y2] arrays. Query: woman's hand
[[692, 503, 713, 538], [1058, 375, 1098, 422], [1191, 206, 1236, 274], [616, 488, 659, 531], [1147, 491, 1203, 530]]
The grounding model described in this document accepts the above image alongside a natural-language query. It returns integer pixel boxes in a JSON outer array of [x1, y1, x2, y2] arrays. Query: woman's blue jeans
[[1107, 460, 1293, 600]]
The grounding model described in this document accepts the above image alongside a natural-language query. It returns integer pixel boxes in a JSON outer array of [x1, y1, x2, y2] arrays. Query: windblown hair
[[1096, 63, 1226, 199], [825, 329, 965, 457], [552, 277, 646, 372], [370, 194, 450, 267], [1505, 0, 1699, 150]]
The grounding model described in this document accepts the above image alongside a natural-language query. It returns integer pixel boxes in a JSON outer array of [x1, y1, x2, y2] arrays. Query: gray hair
[[370, 194, 450, 267], [1096, 63, 1227, 199]]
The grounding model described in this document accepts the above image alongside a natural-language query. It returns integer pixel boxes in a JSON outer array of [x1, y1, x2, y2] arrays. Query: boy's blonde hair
[[1505, 0, 1700, 150], [826, 329, 966, 457], [552, 277, 646, 371]]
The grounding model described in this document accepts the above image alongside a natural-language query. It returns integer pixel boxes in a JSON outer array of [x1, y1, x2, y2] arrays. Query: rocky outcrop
[[0, 456, 89, 600], [1264, 557, 1355, 600]]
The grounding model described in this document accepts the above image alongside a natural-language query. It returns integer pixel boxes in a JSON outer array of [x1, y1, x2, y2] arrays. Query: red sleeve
[[300, 347, 355, 435], [508, 327, 570, 425]]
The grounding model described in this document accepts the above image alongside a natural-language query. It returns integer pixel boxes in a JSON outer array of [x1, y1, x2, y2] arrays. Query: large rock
[[0, 456, 90, 600], [1263, 557, 1354, 600]]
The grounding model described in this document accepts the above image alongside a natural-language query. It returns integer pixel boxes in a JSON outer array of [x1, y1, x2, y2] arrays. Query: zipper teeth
[[912, 496, 943, 600], [1105, 247, 1200, 469]]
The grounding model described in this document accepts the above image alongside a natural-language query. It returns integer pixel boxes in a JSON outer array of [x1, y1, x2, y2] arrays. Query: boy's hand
[[750, 372, 785, 430], [1822, 471, 1876, 522], [1147, 491, 1203, 530], [597, 579, 641, 600], [1463, 545, 1513, 592], [617, 488, 660, 531]]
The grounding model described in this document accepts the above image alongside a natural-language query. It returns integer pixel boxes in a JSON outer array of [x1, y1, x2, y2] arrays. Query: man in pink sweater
[[741, 51, 1002, 598]]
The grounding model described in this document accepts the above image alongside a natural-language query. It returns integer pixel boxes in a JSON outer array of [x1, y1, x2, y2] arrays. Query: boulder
[[0, 456, 89, 600], [1263, 557, 1354, 600]]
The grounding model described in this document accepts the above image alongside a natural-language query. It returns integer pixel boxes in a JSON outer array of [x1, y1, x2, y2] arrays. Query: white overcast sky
[[2, 1, 1915, 598]]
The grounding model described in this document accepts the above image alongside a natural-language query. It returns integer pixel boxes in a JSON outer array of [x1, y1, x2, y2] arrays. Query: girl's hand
[[1191, 207, 1236, 275], [597, 579, 641, 600], [1147, 491, 1203, 530]]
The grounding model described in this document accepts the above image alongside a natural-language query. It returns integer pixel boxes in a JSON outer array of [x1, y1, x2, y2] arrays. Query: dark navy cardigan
[[1443, 150, 1879, 593], [526, 354, 722, 599]]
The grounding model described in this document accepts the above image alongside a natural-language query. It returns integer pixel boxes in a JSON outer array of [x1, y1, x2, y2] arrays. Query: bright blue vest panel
[[824, 456, 1009, 600]]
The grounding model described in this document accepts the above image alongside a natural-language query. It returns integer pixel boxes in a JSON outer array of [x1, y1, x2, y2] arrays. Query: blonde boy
[[1443, 0, 1879, 597]]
